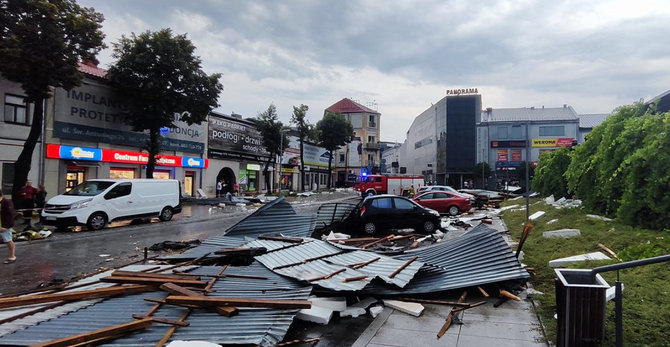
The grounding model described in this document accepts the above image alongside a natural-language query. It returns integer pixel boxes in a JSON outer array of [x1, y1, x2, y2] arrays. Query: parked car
[[416, 185, 476, 201], [42, 179, 182, 230], [413, 191, 472, 216], [343, 195, 443, 236]]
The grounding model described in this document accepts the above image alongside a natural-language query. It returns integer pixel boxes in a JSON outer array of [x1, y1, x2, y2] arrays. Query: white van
[[42, 179, 182, 230]]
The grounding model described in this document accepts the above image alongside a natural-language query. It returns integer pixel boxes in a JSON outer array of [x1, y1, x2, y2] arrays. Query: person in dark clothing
[[35, 185, 47, 210], [0, 189, 17, 264], [17, 180, 38, 225]]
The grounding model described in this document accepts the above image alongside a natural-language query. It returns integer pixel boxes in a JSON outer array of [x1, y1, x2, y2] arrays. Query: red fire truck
[[354, 174, 425, 197]]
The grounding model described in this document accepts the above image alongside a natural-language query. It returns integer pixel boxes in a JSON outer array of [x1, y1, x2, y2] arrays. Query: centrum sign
[[531, 138, 574, 147], [446, 88, 478, 95], [46, 144, 208, 168]]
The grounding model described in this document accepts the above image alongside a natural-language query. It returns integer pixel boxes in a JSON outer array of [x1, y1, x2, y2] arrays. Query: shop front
[[44, 76, 207, 196], [46, 144, 208, 193], [280, 136, 331, 191], [207, 113, 271, 195]]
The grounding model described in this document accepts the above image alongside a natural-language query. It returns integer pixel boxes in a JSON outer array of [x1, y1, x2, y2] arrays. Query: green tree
[[107, 29, 222, 178], [315, 112, 354, 188], [254, 104, 289, 192], [291, 104, 313, 192], [531, 146, 572, 198], [472, 162, 491, 188], [0, 0, 105, 200]]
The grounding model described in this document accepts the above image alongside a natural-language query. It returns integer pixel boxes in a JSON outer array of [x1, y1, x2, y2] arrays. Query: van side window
[[104, 182, 132, 200]]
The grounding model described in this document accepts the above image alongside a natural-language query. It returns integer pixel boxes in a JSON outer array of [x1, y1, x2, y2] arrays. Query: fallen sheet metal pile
[[0, 197, 531, 346]]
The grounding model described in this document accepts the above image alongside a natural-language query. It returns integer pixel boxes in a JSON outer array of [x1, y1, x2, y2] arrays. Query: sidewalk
[[351, 214, 548, 347]]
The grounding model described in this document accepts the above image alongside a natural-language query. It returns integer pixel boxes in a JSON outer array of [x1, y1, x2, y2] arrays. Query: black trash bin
[[555, 269, 610, 347]]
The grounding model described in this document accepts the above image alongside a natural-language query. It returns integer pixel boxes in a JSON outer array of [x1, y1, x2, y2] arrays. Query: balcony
[[365, 142, 381, 150]]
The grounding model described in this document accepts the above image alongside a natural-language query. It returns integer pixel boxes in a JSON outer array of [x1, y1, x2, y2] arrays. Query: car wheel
[[448, 205, 460, 216], [363, 222, 376, 235], [159, 207, 173, 221], [86, 212, 107, 231], [422, 220, 436, 233]]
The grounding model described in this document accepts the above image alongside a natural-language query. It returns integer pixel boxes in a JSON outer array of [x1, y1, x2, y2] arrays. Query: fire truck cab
[[354, 174, 425, 197]]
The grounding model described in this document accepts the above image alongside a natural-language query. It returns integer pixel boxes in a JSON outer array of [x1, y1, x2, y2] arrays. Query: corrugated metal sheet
[[314, 202, 357, 230], [364, 224, 530, 294], [253, 239, 423, 291], [0, 263, 311, 347]]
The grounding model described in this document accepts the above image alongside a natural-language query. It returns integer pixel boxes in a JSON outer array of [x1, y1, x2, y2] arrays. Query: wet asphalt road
[[0, 192, 361, 296]]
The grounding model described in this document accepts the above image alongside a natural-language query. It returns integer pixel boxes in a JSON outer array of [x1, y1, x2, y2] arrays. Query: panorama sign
[[446, 88, 479, 95]]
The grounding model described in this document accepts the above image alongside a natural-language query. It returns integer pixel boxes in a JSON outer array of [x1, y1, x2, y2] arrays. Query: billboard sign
[[208, 115, 270, 161]]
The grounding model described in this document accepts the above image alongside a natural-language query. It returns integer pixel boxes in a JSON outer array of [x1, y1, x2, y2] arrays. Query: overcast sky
[[79, 0, 670, 142]]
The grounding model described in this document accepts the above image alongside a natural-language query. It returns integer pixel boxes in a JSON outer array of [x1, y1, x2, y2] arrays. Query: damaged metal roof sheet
[[0, 263, 311, 347], [315, 202, 357, 229], [364, 224, 530, 295], [252, 239, 423, 291]]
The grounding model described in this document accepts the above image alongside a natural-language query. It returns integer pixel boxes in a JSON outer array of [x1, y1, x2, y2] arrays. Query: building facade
[[324, 98, 381, 187], [278, 135, 331, 191]]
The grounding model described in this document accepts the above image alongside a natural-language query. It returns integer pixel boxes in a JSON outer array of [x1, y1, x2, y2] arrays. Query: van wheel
[[159, 207, 173, 221], [87, 212, 107, 231], [363, 222, 376, 235], [448, 206, 460, 216]]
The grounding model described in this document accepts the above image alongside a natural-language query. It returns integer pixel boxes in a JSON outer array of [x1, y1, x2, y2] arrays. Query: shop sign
[[53, 84, 205, 153], [281, 136, 330, 167], [531, 138, 574, 147], [446, 88, 478, 95], [496, 161, 524, 169], [281, 168, 300, 174], [491, 140, 526, 148], [46, 144, 208, 168], [497, 149, 508, 161], [511, 150, 522, 161], [208, 115, 270, 160], [246, 164, 261, 171]]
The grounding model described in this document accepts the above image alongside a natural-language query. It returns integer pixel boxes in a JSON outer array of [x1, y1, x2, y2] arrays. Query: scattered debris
[[526, 288, 544, 296], [549, 252, 611, 268], [369, 305, 384, 318], [545, 195, 582, 209], [547, 218, 559, 224], [586, 214, 613, 222], [597, 243, 622, 261], [543, 229, 581, 239], [529, 211, 546, 221], [296, 306, 333, 325], [149, 239, 202, 251], [383, 299, 424, 317]]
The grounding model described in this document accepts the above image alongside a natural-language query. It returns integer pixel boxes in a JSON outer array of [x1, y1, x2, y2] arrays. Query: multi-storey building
[[324, 98, 381, 187]]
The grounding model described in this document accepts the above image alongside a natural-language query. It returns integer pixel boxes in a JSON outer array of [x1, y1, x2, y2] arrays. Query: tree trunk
[[299, 138, 305, 192], [145, 128, 161, 179], [327, 151, 333, 189], [12, 98, 44, 202]]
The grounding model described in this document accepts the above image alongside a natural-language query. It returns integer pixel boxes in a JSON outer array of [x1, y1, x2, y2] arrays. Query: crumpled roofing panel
[[0, 263, 311, 347], [253, 239, 423, 291], [364, 224, 530, 295]]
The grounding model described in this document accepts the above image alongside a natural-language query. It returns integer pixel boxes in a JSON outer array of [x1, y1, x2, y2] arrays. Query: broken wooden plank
[[350, 257, 381, 269], [101, 276, 207, 287], [165, 295, 312, 309], [388, 256, 419, 278], [477, 286, 490, 298], [213, 247, 267, 256], [361, 235, 394, 249], [267, 337, 321, 347], [337, 237, 379, 243], [172, 271, 268, 280], [307, 268, 347, 282], [437, 291, 468, 338], [111, 270, 196, 281], [155, 309, 191, 347], [0, 285, 156, 310], [499, 289, 521, 301], [273, 251, 346, 270], [32, 319, 152, 347], [258, 235, 304, 243], [159, 282, 237, 317], [394, 298, 472, 307], [132, 314, 189, 327], [342, 275, 368, 283], [451, 301, 487, 312], [598, 243, 622, 261]]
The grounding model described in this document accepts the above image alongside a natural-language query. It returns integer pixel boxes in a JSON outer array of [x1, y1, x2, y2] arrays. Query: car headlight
[[69, 198, 93, 210], [429, 209, 440, 217]]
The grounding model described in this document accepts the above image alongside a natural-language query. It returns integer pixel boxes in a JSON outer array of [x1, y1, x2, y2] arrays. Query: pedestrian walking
[[17, 180, 38, 225], [35, 185, 47, 210], [216, 180, 223, 198], [0, 189, 17, 264]]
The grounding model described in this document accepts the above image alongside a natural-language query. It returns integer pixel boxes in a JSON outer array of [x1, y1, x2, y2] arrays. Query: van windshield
[[64, 181, 115, 196]]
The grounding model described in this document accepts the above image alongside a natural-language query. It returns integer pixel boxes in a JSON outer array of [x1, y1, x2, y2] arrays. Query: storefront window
[[66, 166, 86, 192], [184, 171, 195, 196], [110, 168, 135, 179], [153, 171, 171, 180]]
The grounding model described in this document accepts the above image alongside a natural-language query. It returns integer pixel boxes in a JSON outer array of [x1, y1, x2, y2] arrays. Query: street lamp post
[[278, 130, 284, 197], [525, 120, 530, 221]]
